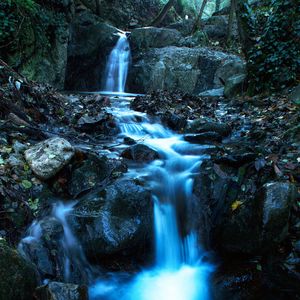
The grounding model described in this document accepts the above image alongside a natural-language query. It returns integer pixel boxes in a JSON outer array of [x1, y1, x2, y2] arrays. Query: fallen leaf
[[255, 158, 266, 171], [231, 200, 243, 212]]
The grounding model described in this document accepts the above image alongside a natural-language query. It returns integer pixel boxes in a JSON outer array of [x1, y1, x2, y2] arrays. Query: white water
[[90, 97, 213, 300], [103, 32, 131, 93]]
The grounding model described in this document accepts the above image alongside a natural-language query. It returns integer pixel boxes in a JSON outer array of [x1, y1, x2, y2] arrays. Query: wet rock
[[19, 215, 88, 284], [187, 120, 231, 137], [25, 137, 75, 180], [128, 46, 245, 94], [184, 132, 222, 144], [130, 27, 183, 50], [0, 239, 37, 300], [68, 154, 112, 197], [77, 112, 117, 135], [35, 281, 88, 300], [19, 217, 64, 280], [161, 112, 187, 131], [214, 153, 257, 168], [260, 182, 296, 246], [224, 74, 247, 98], [213, 263, 264, 300], [121, 144, 160, 162], [124, 137, 136, 145], [71, 179, 153, 260]]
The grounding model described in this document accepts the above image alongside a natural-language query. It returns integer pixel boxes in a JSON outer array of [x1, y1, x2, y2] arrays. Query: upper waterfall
[[103, 32, 131, 94]]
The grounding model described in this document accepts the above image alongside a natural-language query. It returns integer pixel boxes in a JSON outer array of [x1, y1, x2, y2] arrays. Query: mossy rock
[[0, 239, 37, 300]]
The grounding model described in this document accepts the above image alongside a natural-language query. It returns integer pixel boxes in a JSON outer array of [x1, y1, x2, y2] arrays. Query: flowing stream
[[19, 33, 213, 300], [89, 95, 213, 300]]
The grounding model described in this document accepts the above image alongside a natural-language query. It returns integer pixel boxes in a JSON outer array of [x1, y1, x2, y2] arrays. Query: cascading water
[[103, 32, 131, 94], [90, 98, 213, 300]]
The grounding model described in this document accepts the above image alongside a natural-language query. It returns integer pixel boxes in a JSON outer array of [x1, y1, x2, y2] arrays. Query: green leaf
[[21, 179, 32, 189]]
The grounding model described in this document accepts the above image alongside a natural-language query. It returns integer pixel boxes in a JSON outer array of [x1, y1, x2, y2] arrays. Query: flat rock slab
[[25, 137, 75, 180]]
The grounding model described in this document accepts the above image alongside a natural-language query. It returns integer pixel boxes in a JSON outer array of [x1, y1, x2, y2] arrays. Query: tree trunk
[[95, 0, 101, 16], [235, 0, 254, 58], [191, 0, 208, 34], [150, 0, 177, 27], [227, 0, 236, 44]]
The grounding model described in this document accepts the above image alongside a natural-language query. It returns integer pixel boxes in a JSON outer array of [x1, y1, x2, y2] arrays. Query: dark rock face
[[65, 12, 120, 91], [128, 46, 245, 94], [79, 0, 164, 28], [71, 179, 153, 260], [130, 27, 183, 50], [121, 144, 160, 162], [0, 239, 37, 300]]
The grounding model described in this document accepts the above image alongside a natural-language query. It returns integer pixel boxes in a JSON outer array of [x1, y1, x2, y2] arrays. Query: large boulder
[[193, 160, 297, 255], [130, 27, 183, 50], [0, 239, 37, 300], [128, 46, 245, 94], [25, 137, 75, 180], [70, 179, 153, 260], [65, 11, 120, 91]]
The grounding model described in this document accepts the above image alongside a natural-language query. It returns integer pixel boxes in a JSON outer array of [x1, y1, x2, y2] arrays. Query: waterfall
[[90, 97, 213, 300], [103, 32, 131, 94]]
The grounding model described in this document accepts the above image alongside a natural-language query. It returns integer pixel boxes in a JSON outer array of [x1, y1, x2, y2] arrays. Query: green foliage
[[245, 0, 300, 93], [0, 0, 36, 44], [0, 0, 66, 66]]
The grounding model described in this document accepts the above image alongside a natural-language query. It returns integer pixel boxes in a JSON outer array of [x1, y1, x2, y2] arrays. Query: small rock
[[184, 132, 222, 144], [121, 144, 160, 162], [161, 112, 187, 131], [35, 281, 88, 300], [124, 137, 136, 145], [188, 120, 231, 137], [25, 137, 75, 180]]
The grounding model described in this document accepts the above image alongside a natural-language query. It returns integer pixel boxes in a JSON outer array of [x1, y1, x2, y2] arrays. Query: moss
[[0, 239, 37, 300]]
